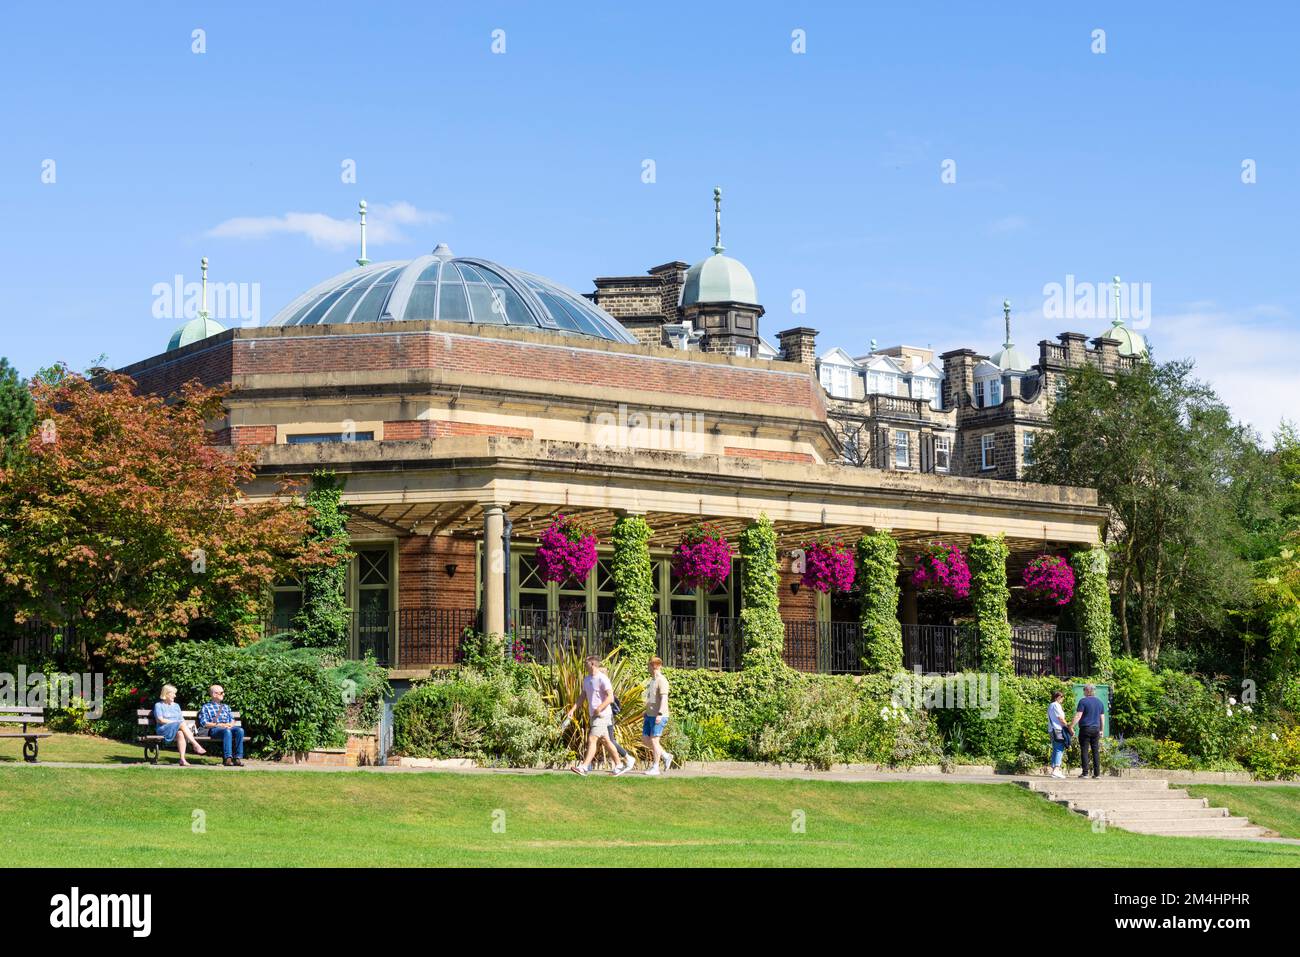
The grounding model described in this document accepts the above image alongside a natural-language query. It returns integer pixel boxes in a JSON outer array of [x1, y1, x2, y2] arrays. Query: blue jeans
[[207, 726, 244, 759], [1050, 735, 1067, 767]]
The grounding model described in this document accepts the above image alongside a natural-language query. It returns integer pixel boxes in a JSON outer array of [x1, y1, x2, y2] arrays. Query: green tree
[[293, 471, 352, 655], [856, 531, 902, 672], [610, 514, 657, 661], [0, 358, 36, 468], [1028, 359, 1255, 664]]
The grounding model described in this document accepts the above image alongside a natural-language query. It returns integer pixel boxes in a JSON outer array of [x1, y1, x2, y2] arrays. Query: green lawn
[[0, 732, 226, 767], [4, 764, 1300, 867], [1188, 785, 1300, 841]]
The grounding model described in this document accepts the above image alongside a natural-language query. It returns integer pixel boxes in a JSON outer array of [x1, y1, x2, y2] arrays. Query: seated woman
[[153, 684, 207, 767]]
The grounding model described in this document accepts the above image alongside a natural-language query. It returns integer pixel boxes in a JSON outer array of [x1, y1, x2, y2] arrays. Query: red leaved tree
[[0, 370, 335, 666]]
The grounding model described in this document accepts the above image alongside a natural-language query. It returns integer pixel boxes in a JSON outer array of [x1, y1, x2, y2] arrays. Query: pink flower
[[802, 541, 855, 593], [1022, 554, 1075, 605], [536, 515, 599, 585], [912, 543, 971, 599], [672, 523, 733, 590]]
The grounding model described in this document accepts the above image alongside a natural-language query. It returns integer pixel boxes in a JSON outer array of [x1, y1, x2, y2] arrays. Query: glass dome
[[268, 244, 637, 344]]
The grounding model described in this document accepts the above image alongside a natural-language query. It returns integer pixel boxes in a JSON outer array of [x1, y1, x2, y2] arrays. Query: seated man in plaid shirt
[[197, 685, 244, 766]]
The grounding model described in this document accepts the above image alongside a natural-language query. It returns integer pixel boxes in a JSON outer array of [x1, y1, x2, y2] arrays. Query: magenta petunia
[[802, 540, 856, 593], [912, 542, 972, 599], [536, 514, 599, 585], [672, 522, 733, 591], [1022, 553, 1075, 605]]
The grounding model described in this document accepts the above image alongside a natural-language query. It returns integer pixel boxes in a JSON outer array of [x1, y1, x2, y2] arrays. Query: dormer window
[[820, 363, 854, 398]]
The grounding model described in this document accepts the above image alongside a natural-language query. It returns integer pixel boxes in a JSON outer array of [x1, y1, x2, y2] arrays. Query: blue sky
[[2, 1, 1296, 435]]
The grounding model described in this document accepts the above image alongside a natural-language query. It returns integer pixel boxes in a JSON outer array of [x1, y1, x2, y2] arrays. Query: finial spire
[[199, 257, 209, 320], [711, 186, 724, 255], [356, 200, 370, 267], [1111, 275, 1123, 326], [1002, 298, 1013, 347]]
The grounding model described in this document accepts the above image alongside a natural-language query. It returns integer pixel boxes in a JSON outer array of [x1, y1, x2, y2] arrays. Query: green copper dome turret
[[167, 257, 228, 351], [680, 187, 759, 307], [1098, 276, 1148, 357]]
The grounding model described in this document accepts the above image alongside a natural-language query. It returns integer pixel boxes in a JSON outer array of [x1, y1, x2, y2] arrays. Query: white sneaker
[[660, 751, 674, 773], [1051, 768, 1065, 779], [623, 754, 636, 772], [612, 762, 629, 776], [645, 766, 661, 776], [571, 765, 588, 776]]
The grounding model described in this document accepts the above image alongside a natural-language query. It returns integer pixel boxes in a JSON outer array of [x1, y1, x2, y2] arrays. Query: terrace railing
[[513, 609, 617, 665], [782, 620, 865, 674], [262, 608, 479, 667], [901, 623, 980, 674], [1012, 626, 1087, 678], [656, 615, 743, 672], [0, 619, 87, 665]]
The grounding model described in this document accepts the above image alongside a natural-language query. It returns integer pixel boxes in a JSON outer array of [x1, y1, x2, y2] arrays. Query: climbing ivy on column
[[739, 514, 784, 668], [857, 531, 902, 672], [1070, 546, 1113, 679], [293, 470, 352, 655], [968, 534, 1012, 675], [611, 514, 657, 662]]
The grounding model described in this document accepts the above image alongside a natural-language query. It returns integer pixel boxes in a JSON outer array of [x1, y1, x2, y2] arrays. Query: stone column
[[482, 504, 507, 637]]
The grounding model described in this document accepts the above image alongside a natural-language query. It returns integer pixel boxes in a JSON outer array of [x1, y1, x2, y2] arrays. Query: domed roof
[[990, 343, 1032, 373], [268, 244, 637, 344], [167, 315, 227, 352], [1098, 318, 1148, 358], [681, 253, 758, 307]]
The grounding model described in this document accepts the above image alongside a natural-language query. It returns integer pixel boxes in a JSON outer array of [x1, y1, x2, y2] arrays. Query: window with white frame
[[820, 363, 853, 398], [894, 430, 910, 468], [987, 378, 1003, 406], [934, 437, 951, 472], [980, 434, 996, 470], [975, 380, 986, 407], [1023, 431, 1036, 466], [735, 343, 752, 358]]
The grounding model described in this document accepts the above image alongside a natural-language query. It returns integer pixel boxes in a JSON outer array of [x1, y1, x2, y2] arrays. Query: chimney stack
[[777, 327, 819, 366]]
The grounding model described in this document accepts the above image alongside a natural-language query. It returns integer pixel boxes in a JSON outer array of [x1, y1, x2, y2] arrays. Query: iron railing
[[782, 620, 865, 674], [262, 608, 478, 667], [656, 615, 742, 672], [513, 609, 617, 664], [1012, 626, 1087, 678], [0, 619, 87, 664], [902, 623, 980, 674]]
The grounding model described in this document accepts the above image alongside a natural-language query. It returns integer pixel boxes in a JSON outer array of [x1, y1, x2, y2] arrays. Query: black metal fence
[[0, 619, 87, 665], [262, 608, 479, 667], [901, 623, 980, 674], [1011, 626, 1087, 678], [512, 609, 617, 664], [782, 620, 865, 674], [656, 615, 742, 671]]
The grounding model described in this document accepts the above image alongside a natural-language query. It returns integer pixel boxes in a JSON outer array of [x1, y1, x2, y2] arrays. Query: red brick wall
[[724, 447, 815, 463], [231, 425, 276, 446], [225, 332, 822, 412], [398, 536, 477, 612], [383, 420, 534, 441], [778, 564, 819, 671], [127, 338, 235, 396]]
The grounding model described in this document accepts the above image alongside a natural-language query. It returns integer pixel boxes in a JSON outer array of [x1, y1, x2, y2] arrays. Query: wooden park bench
[[136, 709, 252, 765], [1, 706, 51, 762]]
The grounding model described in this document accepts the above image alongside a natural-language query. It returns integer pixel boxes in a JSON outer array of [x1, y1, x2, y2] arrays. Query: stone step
[[1027, 778, 1170, 794], [1078, 801, 1221, 817], [1120, 821, 1272, 839], [1044, 788, 1192, 803], [1101, 809, 1237, 826]]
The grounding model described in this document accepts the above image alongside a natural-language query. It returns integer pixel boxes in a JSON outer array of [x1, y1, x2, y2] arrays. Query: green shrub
[[856, 532, 902, 672], [1238, 725, 1300, 780], [739, 516, 783, 667], [1153, 670, 1249, 763], [611, 515, 657, 662], [392, 667, 566, 767], [146, 639, 378, 755], [968, 534, 1012, 675], [1110, 656, 1163, 735], [1069, 547, 1113, 678]]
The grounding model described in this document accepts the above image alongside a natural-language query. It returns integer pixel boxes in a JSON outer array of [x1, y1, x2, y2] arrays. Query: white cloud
[[206, 201, 447, 250]]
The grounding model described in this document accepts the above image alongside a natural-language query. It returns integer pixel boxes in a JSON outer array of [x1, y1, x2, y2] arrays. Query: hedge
[[610, 514, 657, 662], [739, 515, 784, 667], [1070, 547, 1113, 678], [856, 532, 902, 672], [294, 471, 351, 655], [969, 534, 1012, 675], [145, 639, 388, 755]]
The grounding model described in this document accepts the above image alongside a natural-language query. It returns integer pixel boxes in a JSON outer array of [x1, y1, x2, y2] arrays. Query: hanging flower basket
[[1022, 553, 1075, 605], [536, 514, 598, 585], [912, 542, 971, 599], [671, 522, 733, 591], [801, 540, 856, 593]]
